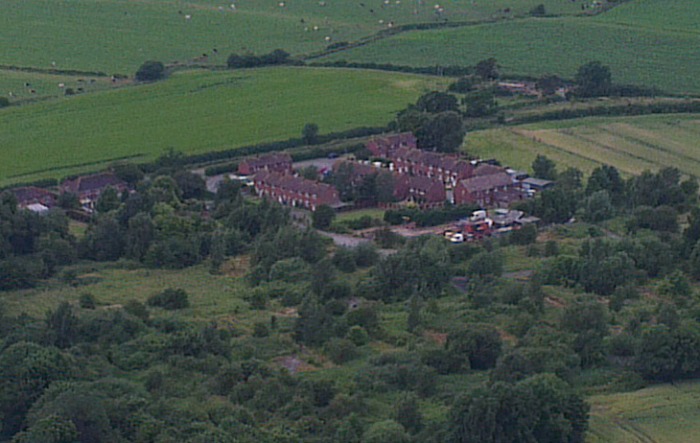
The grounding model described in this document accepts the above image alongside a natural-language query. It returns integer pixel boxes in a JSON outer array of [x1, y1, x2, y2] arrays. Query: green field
[[588, 381, 700, 442], [466, 114, 700, 177], [321, 0, 700, 95], [0, 70, 121, 103], [0, 67, 447, 186], [0, 0, 586, 74]]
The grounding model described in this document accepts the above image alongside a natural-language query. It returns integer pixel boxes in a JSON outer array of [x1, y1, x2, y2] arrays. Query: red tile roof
[[458, 172, 514, 193], [62, 173, 127, 195]]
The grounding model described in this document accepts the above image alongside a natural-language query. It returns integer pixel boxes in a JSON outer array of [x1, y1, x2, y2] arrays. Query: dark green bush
[[147, 288, 190, 310]]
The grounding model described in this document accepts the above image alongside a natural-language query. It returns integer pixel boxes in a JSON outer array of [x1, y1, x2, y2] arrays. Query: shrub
[[0, 97, 10, 107], [124, 300, 150, 321], [324, 338, 358, 364], [147, 288, 190, 310], [347, 326, 370, 346], [135, 61, 165, 81], [253, 322, 269, 338], [79, 293, 97, 309]]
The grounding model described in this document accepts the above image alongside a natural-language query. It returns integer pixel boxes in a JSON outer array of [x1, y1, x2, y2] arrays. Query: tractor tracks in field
[[611, 418, 659, 443]]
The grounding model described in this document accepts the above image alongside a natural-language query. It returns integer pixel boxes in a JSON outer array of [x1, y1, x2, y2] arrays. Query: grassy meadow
[[465, 114, 700, 177], [0, 70, 119, 102], [588, 381, 700, 443], [1, 0, 585, 74], [0, 67, 447, 186], [321, 0, 700, 95]]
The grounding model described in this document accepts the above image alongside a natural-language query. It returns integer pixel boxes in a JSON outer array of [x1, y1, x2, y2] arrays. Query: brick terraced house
[[454, 171, 526, 207], [252, 171, 341, 211], [366, 132, 417, 158], [61, 173, 129, 208], [10, 186, 57, 209], [238, 153, 293, 176], [391, 147, 474, 187], [394, 175, 447, 206]]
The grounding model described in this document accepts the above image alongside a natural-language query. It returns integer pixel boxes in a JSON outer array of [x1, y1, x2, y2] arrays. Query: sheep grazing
[[185, 14, 191, 20]]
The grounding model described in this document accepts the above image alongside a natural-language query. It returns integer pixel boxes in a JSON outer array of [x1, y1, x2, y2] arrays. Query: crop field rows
[[466, 115, 700, 177]]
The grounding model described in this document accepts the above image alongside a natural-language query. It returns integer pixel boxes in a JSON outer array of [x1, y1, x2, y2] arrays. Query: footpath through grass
[[0, 67, 447, 186]]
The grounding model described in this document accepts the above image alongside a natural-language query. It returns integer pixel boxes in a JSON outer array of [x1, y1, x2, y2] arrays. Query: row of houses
[[241, 132, 554, 211], [9, 172, 129, 213], [362, 132, 536, 207], [252, 171, 341, 211]]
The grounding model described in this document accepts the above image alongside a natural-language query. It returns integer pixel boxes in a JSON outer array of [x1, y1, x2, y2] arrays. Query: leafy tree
[[302, 123, 320, 145], [627, 205, 678, 233], [447, 324, 503, 370], [536, 74, 564, 95], [416, 91, 459, 113], [44, 302, 78, 349], [0, 257, 44, 291], [635, 323, 700, 381], [0, 342, 74, 437], [462, 89, 498, 118], [79, 293, 97, 309], [80, 215, 125, 261], [395, 393, 422, 434], [396, 108, 430, 134], [332, 247, 357, 273], [529, 188, 578, 223], [268, 257, 311, 283], [530, 4, 546, 16], [173, 171, 207, 200], [561, 299, 609, 366], [375, 171, 396, 203], [312, 205, 336, 230], [95, 187, 120, 213], [574, 61, 612, 97], [125, 212, 154, 261], [294, 296, 335, 346], [448, 76, 475, 93], [582, 190, 614, 222], [509, 224, 537, 245], [135, 60, 165, 81], [449, 374, 589, 443], [364, 420, 411, 443], [407, 294, 423, 333], [12, 413, 79, 443], [586, 165, 624, 202], [324, 338, 358, 364], [532, 154, 557, 180], [475, 58, 499, 81], [112, 163, 144, 185], [467, 251, 503, 280], [416, 111, 465, 153]]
